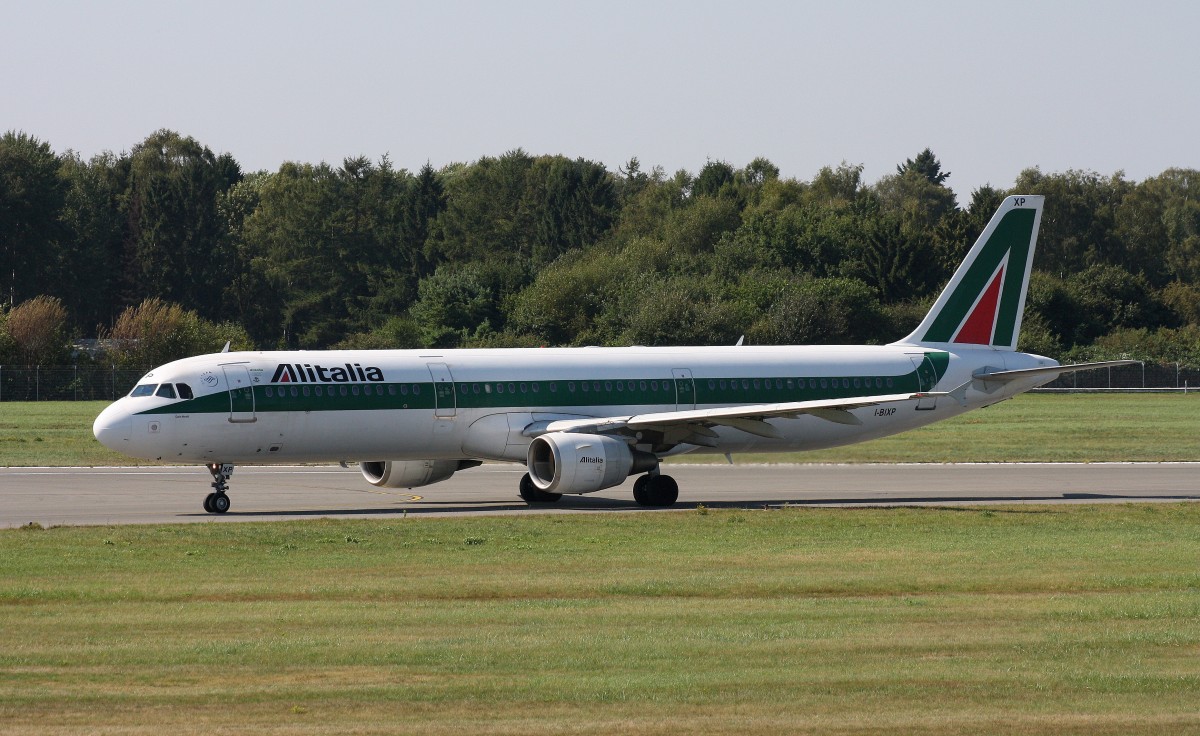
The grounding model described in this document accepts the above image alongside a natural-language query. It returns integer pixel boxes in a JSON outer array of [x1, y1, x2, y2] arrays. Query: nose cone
[[93, 403, 132, 451]]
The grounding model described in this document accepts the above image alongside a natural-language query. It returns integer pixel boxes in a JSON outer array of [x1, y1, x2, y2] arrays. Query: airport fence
[[1, 362, 1200, 402], [1035, 361, 1200, 391], [0, 366, 150, 402]]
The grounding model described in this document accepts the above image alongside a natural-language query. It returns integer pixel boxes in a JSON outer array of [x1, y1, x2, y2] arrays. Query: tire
[[519, 473, 562, 503], [203, 493, 216, 513], [643, 475, 679, 507], [632, 475, 649, 506], [211, 493, 231, 514]]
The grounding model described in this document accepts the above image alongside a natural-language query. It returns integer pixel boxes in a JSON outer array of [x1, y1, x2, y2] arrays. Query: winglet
[[895, 195, 1044, 351]]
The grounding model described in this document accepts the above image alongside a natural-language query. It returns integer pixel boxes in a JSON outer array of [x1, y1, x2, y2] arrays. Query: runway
[[3, 462, 1199, 528]]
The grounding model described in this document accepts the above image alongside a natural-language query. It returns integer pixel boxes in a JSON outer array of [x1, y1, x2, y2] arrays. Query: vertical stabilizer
[[894, 194, 1044, 350]]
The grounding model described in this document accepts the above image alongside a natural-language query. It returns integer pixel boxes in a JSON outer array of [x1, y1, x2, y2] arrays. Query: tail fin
[[895, 194, 1044, 350]]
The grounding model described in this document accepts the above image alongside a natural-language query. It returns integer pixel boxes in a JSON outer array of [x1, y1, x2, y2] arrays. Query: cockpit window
[[156, 384, 177, 399], [176, 383, 194, 400], [130, 384, 156, 397]]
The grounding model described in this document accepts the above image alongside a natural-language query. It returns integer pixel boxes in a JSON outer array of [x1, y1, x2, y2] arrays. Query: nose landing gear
[[204, 463, 234, 514]]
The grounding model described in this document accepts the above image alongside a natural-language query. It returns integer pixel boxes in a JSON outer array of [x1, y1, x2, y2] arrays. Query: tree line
[[2, 129, 1199, 368]]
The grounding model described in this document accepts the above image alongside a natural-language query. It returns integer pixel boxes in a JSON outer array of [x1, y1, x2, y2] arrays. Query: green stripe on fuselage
[[133, 361, 942, 417]]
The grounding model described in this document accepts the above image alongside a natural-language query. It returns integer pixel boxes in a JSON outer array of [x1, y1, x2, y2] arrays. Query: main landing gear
[[203, 463, 233, 514], [632, 472, 679, 507], [515, 471, 680, 507], [519, 473, 563, 503]]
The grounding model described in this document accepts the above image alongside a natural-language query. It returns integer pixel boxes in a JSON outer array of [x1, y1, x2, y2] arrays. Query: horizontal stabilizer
[[973, 360, 1139, 383]]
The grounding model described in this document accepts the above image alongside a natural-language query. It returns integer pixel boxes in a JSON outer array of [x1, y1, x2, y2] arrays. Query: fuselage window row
[[220, 375, 901, 404]]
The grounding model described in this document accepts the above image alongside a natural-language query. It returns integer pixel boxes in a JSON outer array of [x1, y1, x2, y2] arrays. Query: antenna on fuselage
[[221, 341, 231, 353]]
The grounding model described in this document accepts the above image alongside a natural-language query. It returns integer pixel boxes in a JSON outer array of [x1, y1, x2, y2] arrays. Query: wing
[[522, 391, 942, 446]]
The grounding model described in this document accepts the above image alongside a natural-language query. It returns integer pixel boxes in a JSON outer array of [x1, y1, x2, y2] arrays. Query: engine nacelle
[[360, 459, 467, 488], [527, 433, 657, 494]]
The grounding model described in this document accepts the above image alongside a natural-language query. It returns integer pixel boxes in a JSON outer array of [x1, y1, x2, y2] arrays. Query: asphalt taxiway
[[2, 462, 1198, 528]]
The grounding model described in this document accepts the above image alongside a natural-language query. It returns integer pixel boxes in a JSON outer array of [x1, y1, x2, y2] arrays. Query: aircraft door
[[909, 354, 939, 411], [672, 368, 695, 410], [427, 363, 456, 418], [220, 364, 257, 423]]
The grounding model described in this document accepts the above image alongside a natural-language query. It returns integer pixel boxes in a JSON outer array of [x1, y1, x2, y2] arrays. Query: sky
[[2, 0, 1197, 200]]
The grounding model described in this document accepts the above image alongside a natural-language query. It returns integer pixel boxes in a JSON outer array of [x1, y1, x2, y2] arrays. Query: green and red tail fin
[[895, 194, 1044, 351]]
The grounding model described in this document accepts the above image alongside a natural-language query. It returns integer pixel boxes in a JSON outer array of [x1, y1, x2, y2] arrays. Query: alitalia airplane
[[94, 195, 1129, 513]]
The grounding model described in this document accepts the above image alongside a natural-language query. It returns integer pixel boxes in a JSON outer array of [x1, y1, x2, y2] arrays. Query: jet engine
[[526, 433, 657, 494], [360, 459, 478, 488]]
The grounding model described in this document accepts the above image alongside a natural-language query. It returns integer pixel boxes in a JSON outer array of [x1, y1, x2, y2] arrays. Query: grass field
[[2, 506, 1199, 734], [3, 394, 1199, 467]]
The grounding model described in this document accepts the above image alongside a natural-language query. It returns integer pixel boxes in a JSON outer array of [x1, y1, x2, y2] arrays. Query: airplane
[[93, 194, 1132, 514]]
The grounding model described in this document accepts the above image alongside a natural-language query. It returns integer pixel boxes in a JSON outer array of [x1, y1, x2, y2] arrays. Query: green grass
[[4, 394, 1200, 467], [2, 506, 1199, 734]]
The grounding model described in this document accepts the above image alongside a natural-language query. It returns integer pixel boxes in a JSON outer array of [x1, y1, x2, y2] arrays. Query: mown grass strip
[[1, 506, 1199, 734], [4, 394, 1200, 467]]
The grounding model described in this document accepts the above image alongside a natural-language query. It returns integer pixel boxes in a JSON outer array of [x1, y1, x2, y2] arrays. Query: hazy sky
[[3, 0, 1197, 200]]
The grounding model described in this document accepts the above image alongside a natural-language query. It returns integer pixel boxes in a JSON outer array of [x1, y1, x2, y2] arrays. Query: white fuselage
[[93, 344, 1056, 466]]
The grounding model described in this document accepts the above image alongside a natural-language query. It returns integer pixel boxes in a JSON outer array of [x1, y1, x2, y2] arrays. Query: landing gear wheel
[[204, 463, 234, 514], [633, 475, 650, 505], [210, 492, 231, 514], [635, 474, 679, 507], [518, 473, 562, 504]]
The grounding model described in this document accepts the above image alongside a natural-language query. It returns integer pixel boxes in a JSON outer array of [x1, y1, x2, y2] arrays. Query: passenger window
[[156, 384, 176, 399], [176, 383, 194, 399], [130, 384, 156, 397]]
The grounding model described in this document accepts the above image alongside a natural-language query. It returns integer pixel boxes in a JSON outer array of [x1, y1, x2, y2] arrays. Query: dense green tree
[[746, 277, 888, 345], [897, 148, 950, 185], [0, 132, 66, 308], [692, 160, 737, 199], [428, 149, 535, 265], [524, 156, 618, 268], [56, 152, 126, 329], [119, 129, 242, 320], [1012, 168, 1130, 279], [5, 126, 1200, 366]]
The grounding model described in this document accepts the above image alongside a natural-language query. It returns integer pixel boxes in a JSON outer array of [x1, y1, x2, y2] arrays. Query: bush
[[105, 298, 253, 367]]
